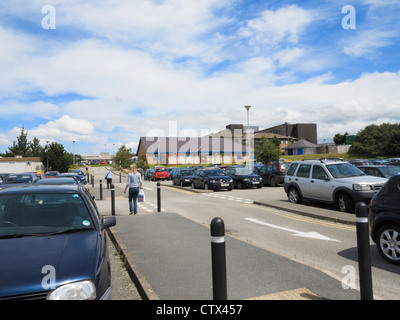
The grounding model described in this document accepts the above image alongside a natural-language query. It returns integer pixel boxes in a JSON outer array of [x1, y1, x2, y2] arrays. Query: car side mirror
[[101, 216, 116, 230]]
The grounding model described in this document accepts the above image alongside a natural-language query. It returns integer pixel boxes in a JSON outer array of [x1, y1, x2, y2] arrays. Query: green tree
[[27, 137, 43, 157], [114, 145, 134, 168], [254, 137, 281, 164], [349, 123, 400, 158], [41, 142, 72, 172], [333, 132, 349, 145], [7, 127, 29, 156]]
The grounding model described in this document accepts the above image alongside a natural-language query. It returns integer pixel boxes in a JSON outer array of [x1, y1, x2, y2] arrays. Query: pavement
[[88, 170, 360, 300]]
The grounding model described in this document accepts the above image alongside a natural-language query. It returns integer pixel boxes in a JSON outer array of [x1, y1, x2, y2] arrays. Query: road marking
[[247, 203, 356, 231], [245, 217, 340, 242]]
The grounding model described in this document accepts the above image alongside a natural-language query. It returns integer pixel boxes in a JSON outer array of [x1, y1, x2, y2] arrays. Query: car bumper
[[349, 190, 378, 204], [208, 182, 233, 190], [243, 181, 262, 188]]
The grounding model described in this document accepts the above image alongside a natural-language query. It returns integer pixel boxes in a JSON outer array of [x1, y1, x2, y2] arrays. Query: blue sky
[[1, 0, 400, 155]]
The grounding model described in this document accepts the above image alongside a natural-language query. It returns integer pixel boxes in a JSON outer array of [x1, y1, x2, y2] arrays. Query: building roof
[[138, 136, 249, 154], [0, 157, 41, 162], [283, 139, 318, 150]]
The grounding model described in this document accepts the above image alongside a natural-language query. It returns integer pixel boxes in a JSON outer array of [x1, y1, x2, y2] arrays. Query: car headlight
[[353, 184, 372, 191], [47, 280, 96, 300]]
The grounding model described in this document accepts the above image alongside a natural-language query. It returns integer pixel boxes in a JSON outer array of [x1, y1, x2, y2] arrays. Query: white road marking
[[244, 217, 340, 242]]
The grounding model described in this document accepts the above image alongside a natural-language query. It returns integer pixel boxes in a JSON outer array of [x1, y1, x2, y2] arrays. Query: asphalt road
[[89, 166, 400, 300]]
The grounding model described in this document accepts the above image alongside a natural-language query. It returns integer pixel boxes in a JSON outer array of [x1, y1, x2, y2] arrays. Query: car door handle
[[310, 180, 314, 183], [294, 178, 298, 181]]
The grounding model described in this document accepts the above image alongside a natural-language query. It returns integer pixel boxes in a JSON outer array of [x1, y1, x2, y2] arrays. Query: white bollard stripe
[[212, 236, 225, 243], [356, 217, 368, 223]]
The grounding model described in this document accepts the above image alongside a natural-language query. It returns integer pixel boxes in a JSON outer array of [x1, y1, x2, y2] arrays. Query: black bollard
[[100, 179, 103, 200], [91, 174, 94, 188], [119, 172, 121, 183], [111, 184, 115, 216], [210, 217, 227, 300], [355, 202, 373, 300], [157, 182, 161, 212]]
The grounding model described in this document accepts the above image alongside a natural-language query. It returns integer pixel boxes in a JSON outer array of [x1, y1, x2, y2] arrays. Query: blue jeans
[[128, 187, 140, 214]]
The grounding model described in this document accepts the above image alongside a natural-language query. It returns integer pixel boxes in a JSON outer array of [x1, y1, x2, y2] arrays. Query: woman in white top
[[124, 164, 143, 215]]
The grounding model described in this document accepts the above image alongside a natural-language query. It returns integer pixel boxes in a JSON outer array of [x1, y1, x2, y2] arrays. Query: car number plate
[[221, 183, 229, 187], [252, 181, 259, 184]]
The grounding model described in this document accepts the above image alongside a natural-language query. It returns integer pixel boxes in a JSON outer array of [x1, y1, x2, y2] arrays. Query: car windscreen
[[0, 193, 94, 237], [44, 172, 58, 177], [204, 169, 225, 176], [4, 175, 33, 184], [181, 170, 194, 176], [384, 167, 400, 177], [326, 163, 365, 178], [235, 168, 253, 175]]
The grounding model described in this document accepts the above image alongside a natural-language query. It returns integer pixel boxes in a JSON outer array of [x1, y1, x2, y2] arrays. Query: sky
[[1, 0, 400, 156]]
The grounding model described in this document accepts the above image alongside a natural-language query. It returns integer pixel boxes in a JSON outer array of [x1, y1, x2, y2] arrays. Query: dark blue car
[[0, 184, 116, 299]]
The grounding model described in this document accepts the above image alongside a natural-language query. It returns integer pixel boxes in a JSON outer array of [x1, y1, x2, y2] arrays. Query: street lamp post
[[73, 140, 76, 167], [323, 137, 326, 160], [244, 105, 252, 169]]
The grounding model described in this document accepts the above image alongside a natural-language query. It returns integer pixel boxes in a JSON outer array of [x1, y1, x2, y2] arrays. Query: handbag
[[138, 189, 145, 202]]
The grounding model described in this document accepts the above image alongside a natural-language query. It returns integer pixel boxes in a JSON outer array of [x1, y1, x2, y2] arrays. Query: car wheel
[[227, 188, 232, 191], [288, 187, 302, 204], [191, 182, 195, 189], [337, 193, 354, 213], [270, 177, 277, 187], [237, 181, 243, 189], [204, 183, 208, 190], [180, 181, 184, 187], [376, 224, 400, 265]]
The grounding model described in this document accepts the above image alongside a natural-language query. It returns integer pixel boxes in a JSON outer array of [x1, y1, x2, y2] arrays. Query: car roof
[[0, 184, 81, 195]]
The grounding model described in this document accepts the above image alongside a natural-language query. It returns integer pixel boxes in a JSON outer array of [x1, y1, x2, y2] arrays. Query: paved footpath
[[88, 170, 360, 300]]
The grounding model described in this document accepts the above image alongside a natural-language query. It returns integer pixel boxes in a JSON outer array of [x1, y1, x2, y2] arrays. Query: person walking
[[124, 164, 143, 215], [105, 167, 113, 189]]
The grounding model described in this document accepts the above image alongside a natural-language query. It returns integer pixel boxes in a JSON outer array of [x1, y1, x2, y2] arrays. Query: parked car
[[358, 165, 400, 178], [33, 177, 79, 185], [173, 168, 195, 187], [257, 162, 291, 187], [43, 171, 60, 179], [191, 168, 233, 191], [60, 172, 87, 184], [284, 159, 387, 213], [167, 167, 177, 180], [0, 184, 116, 299], [144, 169, 152, 181], [224, 166, 263, 189], [369, 175, 400, 265], [0, 173, 38, 190], [150, 167, 170, 181], [348, 159, 374, 167], [0, 173, 9, 183]]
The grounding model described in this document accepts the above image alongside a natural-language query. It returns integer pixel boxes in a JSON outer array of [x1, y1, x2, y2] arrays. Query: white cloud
[[29, 115, 95, 142], [238, 5, 314, 46], [342, 30, 396, 58]]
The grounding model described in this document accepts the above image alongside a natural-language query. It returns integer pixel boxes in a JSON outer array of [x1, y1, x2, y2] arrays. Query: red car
[[150, 167, 170, 181], [43, 171, 60, 179]]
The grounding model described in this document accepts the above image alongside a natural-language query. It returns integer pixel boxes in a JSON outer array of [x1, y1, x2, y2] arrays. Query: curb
[[106, 227, 159, 300]]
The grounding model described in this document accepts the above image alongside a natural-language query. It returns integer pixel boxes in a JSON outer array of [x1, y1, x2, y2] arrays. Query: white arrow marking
[[244, 218, 340, 242]]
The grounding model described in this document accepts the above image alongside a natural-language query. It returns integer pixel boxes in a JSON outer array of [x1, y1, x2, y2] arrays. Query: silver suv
[[283, 159, 388, 213]]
